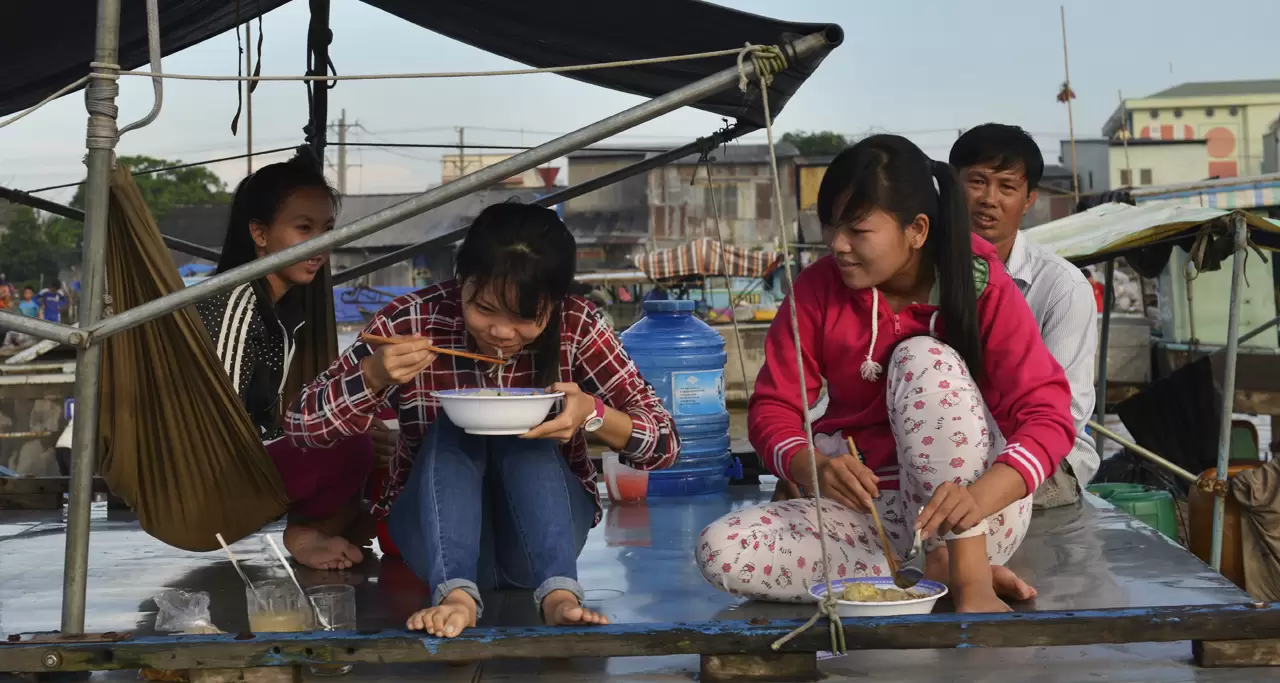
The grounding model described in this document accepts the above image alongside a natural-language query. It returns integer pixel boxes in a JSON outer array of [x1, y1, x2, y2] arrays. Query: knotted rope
[[733, 43, 847, 656]]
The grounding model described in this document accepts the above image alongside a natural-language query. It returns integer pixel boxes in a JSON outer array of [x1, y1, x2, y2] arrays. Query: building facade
[[1062, 139, 1209, 195], [1103, 80, 1280, 179]]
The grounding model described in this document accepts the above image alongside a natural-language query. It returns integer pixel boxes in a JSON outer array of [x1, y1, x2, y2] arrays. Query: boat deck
[[0, 484, 1273, 682]]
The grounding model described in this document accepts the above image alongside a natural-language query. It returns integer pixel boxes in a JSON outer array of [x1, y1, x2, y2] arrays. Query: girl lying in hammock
[[695, 135, 1075, 612], [196, 154, 375, 571], [285, 202, 680, 637]]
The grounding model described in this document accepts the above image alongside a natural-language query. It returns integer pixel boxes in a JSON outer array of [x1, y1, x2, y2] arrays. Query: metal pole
[[0, 186, 222, 264], [1087, 420, 1197, 484], [62, 0, 122, 634], [332, 124, 753, 285], [1210, 215, 1249, 571], [1093, 259, 1115, 451], [0, 310, 84, 347], [85, 32, 831, 340]]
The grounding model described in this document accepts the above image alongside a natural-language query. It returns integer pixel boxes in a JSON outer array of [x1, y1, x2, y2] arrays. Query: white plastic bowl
[[809, 577, 948, 617], [432, 388, 564, 435]]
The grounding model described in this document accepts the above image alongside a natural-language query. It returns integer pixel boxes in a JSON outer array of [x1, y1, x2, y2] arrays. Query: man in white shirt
[[951, 124, 1100, 507]]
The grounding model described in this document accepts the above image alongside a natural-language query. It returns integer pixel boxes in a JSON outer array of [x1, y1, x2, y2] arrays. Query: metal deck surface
[[0, 486, 1272, 682]]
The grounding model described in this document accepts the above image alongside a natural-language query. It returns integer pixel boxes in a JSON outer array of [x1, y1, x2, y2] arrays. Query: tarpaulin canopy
[[0, 0, 841, 127], [1025, 201, 1280, 269], [635, 237, 782, 281]]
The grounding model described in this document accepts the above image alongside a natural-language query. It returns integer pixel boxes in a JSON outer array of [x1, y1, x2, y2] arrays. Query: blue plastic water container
[[620, 299, 731, 496]]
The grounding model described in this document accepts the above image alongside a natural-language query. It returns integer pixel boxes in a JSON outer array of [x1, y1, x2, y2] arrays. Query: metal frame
[[9, 0, 834, 635]]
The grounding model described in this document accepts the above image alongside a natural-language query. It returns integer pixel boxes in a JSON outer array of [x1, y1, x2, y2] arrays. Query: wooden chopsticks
[[847, 436, 901, 579], [358, 333, 507, 365]]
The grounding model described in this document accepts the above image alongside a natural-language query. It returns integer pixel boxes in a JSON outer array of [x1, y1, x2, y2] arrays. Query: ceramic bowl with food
[[431, 388, 564, 435], [809, 576, 948, 617]]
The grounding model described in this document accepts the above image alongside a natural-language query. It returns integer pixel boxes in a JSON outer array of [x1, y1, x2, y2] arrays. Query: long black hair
[[454, 202, 577, 386], [816, 134, 983, 374], [216, 149, 340, 275]]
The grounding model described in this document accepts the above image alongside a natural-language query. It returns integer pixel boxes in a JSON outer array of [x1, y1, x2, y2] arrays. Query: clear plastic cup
[[306, 584, 356, 677], [603, 451, 649, 503], [245, 579, 313, 633]]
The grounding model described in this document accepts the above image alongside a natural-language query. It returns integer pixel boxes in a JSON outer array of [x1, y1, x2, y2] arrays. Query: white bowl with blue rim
[[431, 388, 565, 435], [809, 577, 948, 617]]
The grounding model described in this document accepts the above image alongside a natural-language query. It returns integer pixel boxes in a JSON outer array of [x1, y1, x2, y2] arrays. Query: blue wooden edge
[[0, 602, 1276, 672]]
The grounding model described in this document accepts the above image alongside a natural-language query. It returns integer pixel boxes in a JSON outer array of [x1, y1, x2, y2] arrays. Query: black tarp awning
[[1, 0, 841, 127]]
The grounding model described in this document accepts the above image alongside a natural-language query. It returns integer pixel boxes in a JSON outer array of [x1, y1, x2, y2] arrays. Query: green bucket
[[1085, 483, 1146, 501], [1109, 489, 1179, 540]]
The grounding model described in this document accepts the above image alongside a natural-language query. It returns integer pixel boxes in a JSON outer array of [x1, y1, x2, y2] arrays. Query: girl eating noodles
[[286, 202, 680, 637]]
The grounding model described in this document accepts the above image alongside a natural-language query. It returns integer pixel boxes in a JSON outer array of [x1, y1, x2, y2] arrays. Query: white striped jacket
[[196, 280, 302, 441]]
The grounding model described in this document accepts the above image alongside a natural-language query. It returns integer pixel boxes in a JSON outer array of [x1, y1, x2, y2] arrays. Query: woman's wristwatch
[[583, 396, 606, 433]]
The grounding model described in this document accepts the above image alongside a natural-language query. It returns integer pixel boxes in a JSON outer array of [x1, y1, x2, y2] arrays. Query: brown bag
[[97, 163, 337, 552]]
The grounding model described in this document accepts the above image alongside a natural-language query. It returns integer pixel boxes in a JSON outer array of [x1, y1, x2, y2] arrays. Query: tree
[[63, 155, 229, 218], [0, 206, 74, 286], [1, 155, 230, 286], [780, 131, 850, 156]]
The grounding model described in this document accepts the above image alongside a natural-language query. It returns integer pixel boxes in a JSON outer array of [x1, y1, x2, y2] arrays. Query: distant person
[[38, 280, 68, 323], [949, 123, 1099, 507], [3, 287, 40, 347], [0, 274, 14, 310], [1082, 268, 1105, 312]]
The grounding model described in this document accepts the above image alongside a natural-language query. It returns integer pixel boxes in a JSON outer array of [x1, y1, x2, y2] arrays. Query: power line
[[25, 146, 297, 193]]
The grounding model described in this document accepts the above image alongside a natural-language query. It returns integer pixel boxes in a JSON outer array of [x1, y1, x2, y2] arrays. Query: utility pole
[[337, 109, 348, 195], [1060, 5, 1079, 203], [456, 126, 466, 177]]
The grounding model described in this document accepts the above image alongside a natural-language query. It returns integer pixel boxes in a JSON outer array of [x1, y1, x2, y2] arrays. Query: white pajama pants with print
[[696, 336, 1034, 602]]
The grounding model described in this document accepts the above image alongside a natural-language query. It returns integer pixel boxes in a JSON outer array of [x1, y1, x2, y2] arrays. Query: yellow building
[[1103, 79, 1280, 178]]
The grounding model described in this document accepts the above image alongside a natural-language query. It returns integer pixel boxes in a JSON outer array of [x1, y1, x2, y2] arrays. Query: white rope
[[731, 43, 846, 655], [84, 63, 121, 152], [118, 0, 164, 137], [860, 288, 883, 381], [0, 45, 749, 132]]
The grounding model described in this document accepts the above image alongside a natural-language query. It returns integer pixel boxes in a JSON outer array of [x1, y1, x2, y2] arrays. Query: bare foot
[[283, 524, 363, 571], [406, 589, 477, 638], [991, 565, 1037, 601], [541, 589, 610, 627]]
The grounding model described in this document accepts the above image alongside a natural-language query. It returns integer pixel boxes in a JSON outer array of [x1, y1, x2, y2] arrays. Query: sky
[[3, 0, 1279, 207]]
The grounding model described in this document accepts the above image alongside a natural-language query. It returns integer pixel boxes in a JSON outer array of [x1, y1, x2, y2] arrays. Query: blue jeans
[[386, 415, 594, 617]]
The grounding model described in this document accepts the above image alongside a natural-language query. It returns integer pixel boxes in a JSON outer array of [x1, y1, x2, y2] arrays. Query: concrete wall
[[1109, 142, 1208, 188], [648, 162, 796, 248], [565, 156, 649, 214], [1061, 140, 1110, 194], [1123, 99, 1280, 178]]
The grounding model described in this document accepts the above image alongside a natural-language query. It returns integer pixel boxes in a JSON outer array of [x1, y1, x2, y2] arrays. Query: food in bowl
[[840, 582, 928, 603], [811, 577, 947, 617]]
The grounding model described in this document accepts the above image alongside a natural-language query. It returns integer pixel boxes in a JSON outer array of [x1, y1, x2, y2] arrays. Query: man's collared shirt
[[1005, 231, 1101, 488]]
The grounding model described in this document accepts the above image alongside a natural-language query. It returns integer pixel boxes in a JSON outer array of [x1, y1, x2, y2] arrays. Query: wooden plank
[[0, 603, 1277, 672], [189, 667, 300, 683], [1194, 639, 1280, 667], [700, 653, 819, 682]]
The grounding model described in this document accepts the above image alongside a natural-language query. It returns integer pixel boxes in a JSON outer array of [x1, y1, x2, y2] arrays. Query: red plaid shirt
[[285, 280, 680, 524]]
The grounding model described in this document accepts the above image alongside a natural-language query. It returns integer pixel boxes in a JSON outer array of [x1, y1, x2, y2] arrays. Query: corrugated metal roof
[[337, 188, 541, 249], [1145, 80, 1280, 99], [1025, 200, 1280, 265]]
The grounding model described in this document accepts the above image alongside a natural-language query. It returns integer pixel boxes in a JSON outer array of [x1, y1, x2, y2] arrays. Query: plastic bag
[[153, 590, 222, 634]]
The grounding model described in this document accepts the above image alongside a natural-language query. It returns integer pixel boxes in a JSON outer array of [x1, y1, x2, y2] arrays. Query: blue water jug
[[620, 299, 731, 496]]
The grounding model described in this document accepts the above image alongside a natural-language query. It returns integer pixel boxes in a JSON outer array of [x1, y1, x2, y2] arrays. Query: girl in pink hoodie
[[695, 135, 1075, 612]]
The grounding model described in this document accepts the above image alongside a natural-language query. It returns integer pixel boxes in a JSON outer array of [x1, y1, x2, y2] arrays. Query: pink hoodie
[[749, 234, 1075, 496]]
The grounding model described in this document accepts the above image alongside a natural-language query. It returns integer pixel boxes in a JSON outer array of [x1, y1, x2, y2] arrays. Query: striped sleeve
[[196, 283, 261, 406]]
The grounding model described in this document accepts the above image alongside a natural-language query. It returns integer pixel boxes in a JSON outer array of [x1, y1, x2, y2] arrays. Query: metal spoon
[[893, 524, 925, 590]]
